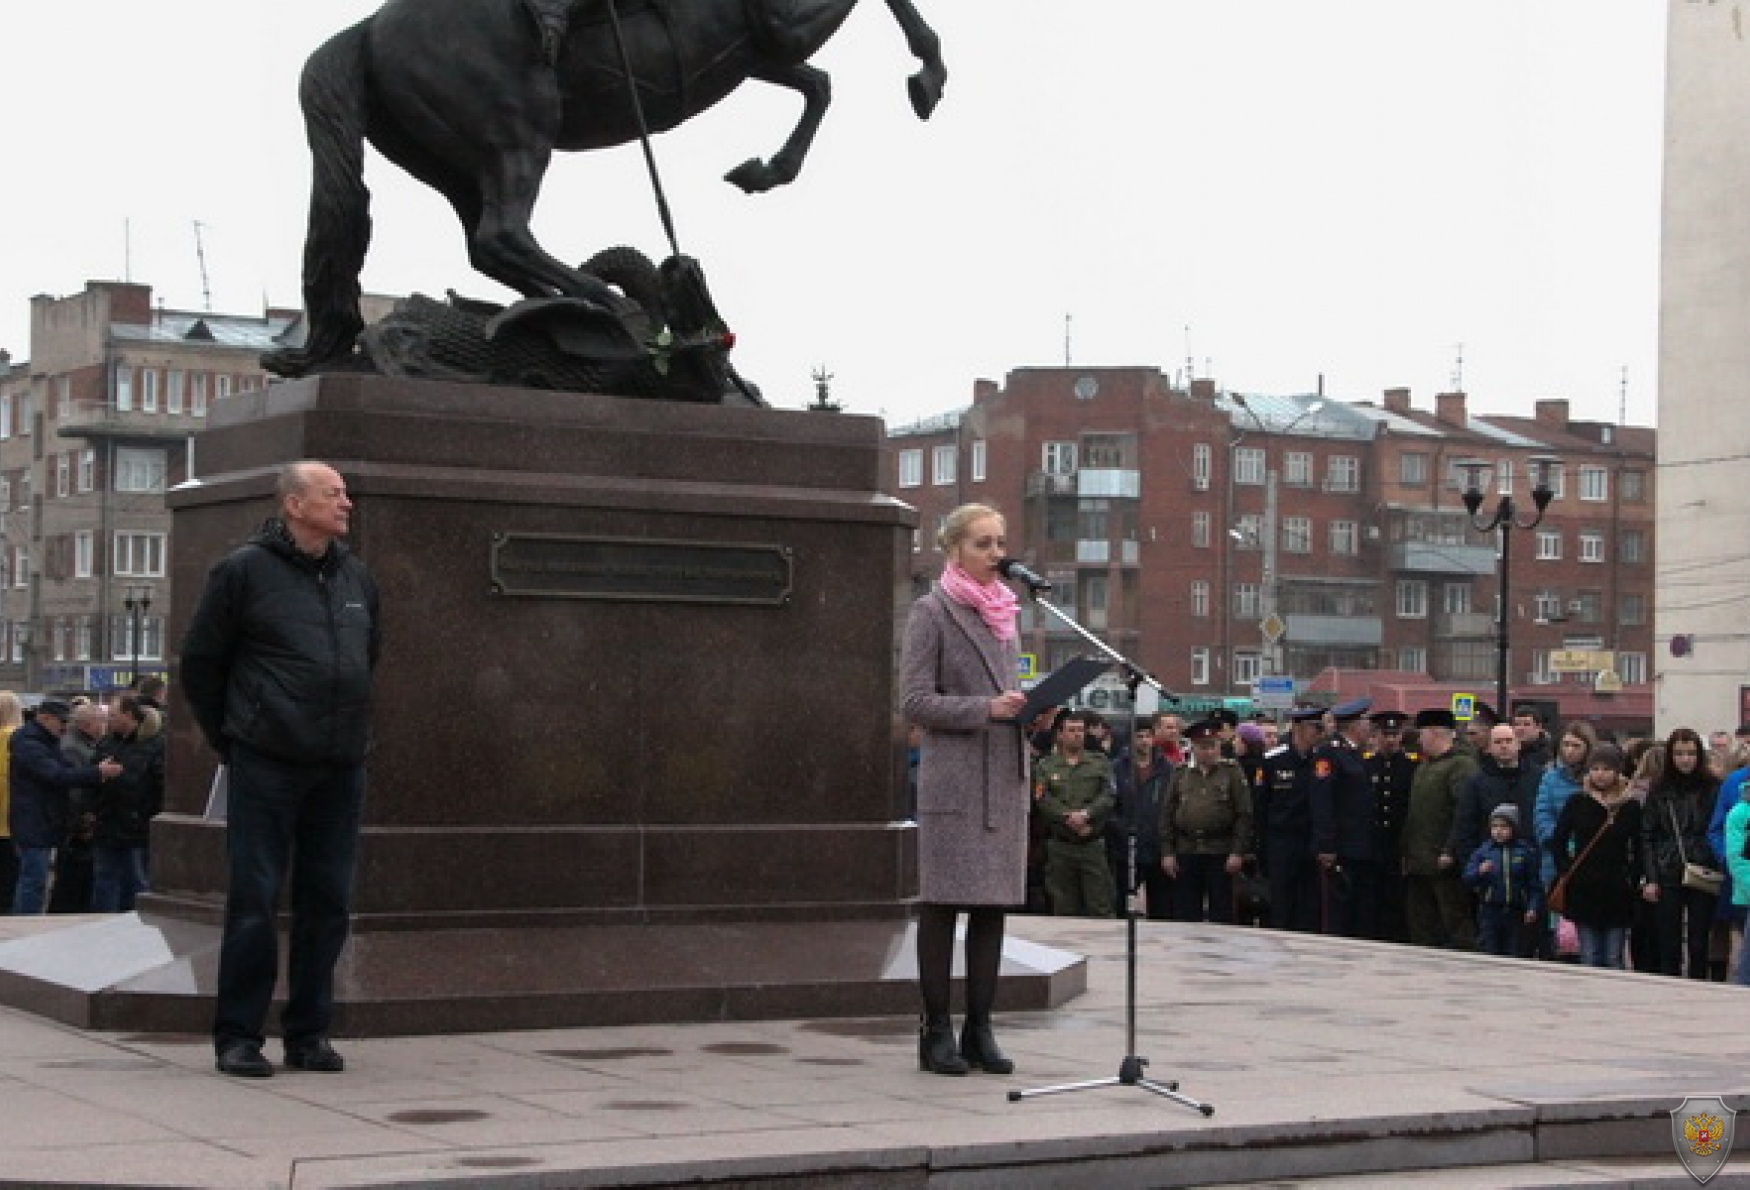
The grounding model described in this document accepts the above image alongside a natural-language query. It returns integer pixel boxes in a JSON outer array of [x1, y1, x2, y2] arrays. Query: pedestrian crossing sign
[[1018, 653, 1037, 681], [1451, 693, 1476, 721]]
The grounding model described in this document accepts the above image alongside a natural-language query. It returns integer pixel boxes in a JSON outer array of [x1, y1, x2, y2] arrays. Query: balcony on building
[[1436, 611, 1496, 639], [1386, 540, 1496, 575], [1283, 613, 1383, 648]]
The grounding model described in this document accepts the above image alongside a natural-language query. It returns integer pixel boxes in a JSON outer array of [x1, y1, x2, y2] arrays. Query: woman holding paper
[[900, 503, 1029, 1076]]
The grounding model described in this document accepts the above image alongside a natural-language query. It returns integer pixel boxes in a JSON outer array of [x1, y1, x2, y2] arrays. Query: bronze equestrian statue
[[263, 0, 947, 386]]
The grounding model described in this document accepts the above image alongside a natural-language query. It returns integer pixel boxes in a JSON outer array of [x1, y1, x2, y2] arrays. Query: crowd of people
[[1009, 697, 1750, 984], [0, 679, 167, 918]]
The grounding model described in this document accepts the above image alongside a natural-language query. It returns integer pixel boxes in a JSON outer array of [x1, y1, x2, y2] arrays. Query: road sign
[[1018, 653, 1037, 682], [1254, 675, 1296, 710], [1451, 693, 1476, 721], [1260, 613, 1287, 644]]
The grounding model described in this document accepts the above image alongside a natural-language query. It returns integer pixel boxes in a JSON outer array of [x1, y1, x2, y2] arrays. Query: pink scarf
[[940, 561, 1019, 642]]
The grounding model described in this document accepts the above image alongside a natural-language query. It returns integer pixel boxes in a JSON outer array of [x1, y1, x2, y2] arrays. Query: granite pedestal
[[0, 376, 1084, 1034]]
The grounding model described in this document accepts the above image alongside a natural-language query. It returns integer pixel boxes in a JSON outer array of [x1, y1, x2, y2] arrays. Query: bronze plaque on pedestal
[[490, 532, 793, 606]]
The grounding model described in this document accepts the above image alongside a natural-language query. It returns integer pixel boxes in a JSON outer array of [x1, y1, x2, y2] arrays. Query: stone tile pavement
[[0, 913, 1745, 1188]]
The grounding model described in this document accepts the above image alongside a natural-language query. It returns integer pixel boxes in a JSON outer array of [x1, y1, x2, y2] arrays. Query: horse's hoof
[[261, 348, 312, 379], [725, 158, 774, 194], [908, 64, 945, 120]]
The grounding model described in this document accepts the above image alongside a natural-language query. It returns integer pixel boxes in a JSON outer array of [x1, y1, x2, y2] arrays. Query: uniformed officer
[[1160, 719, 1253, 923], [1253, 706, 1330, 932], [1365, 710, 1416, 942], [1033, 710, 1117, 918], [1312, 698, 1378, 937]]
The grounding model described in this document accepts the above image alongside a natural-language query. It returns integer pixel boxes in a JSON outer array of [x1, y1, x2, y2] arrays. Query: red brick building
[[890, 367, 1654, 730]]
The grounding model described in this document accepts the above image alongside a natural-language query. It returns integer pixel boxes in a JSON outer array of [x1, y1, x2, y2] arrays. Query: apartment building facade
[[890, 366, 1655, 728], [0, 281, 291, 694]]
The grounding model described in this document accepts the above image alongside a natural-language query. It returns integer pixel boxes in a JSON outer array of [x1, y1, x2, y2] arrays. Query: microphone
[[996, 557, 1052, 593]]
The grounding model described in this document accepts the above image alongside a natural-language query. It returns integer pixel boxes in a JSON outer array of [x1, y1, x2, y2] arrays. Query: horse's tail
[[266, 20, 373, 376]]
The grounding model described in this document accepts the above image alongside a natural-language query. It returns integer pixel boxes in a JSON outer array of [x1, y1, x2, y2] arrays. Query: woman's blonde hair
[[0, 691, 21, 730], [938, 503, 1004, 553]]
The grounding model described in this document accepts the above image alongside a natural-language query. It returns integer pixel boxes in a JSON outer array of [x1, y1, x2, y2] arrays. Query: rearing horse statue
[[263, 0, 946, 379]]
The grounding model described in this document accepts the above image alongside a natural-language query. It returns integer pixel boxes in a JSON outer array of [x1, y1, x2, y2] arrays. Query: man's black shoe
[[284, 1038, 345, 1072], [215, 1042, 274, 1078]]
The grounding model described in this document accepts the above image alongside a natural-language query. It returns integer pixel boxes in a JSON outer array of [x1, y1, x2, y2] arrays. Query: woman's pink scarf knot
[[940, 561, 1019, 641]]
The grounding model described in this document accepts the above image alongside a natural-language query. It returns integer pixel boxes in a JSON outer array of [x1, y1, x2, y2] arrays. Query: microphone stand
[[1006, 585, 1213, 1117]]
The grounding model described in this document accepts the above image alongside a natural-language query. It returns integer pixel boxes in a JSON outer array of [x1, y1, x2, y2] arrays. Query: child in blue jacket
[[1463, 804, 1545, 956]]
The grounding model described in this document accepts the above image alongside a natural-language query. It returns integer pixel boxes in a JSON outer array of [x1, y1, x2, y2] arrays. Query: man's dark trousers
[[213, 743, 364, 1051]]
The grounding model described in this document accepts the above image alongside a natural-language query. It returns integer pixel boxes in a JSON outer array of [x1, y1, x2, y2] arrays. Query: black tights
[[917, 903, 1006, 1021]]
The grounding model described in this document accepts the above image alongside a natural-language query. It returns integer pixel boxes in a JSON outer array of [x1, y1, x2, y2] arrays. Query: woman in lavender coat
[[900, 504, 1030, 1076]]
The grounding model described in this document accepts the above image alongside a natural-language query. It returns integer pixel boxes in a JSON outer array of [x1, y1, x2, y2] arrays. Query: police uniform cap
[[1287, 706, 1326, 724], [1414, 708, 1457, 730], [1185, 719, 1223, 742], [1471, 701, 1499, 725], [1331, 697, 1372, 723], [1369, 710, 1409, 731], [1209, 708, 1240, 728]]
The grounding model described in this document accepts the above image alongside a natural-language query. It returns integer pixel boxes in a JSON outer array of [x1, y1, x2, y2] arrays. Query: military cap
[[1414, 708, 1457, 730], [1209, 708, 1240, 728], [1185, 719, 1223, 742], [1471, 700, 1499, 725], [35, 698, 72, 720], [1369, 710, 1409, 731], [1332, 697, 1373, 723], [1287, 706, 1326, 724]]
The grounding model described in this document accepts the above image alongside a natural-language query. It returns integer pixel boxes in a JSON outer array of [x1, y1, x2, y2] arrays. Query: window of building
[[8, 623, 21, 664], [215, 373, 232, 400], [115, 364, 133, 411], [931, 444, 956, 485], [1545, 464, 1566, 500], [1618, 653, 1646, 684], [1190, 646, 1210, 686], [1191, 511, 1211, 549], [52, 619, 67, 662], [1572, 591, 1602, 623], [1579, 532, 1605, 563], [1496, 458, 1514, 496], [1081, 434, 1127, 468], [1620, 593, 1646, 626], [1399, 645, 1427, 673], [1536, 530, 1562, 561], [0, 477, 9, 511], [77, 449, 94, 493], [1327, 455, 1360, 492], [1621, 530, 1646, 563], [12, 547, 27, 589], [1282, 516, 1312, 554], [1234, 583, 1260, 617], [1535, 590, 1562, 622], [1621, 470, 1646, 502], [1399, 452, 1428, 486], [55, 454, 69, 498], [115, 447, 167, 493], [1284, 451, 1313, 487], [1190, 580, 1210, 618], [1083, 574, 1108, 629], [75, 617, 91, 661], [17, 393, 31, 436], [1531, 650, 1555, 684], [55, 377, 71, 421], [74, 531, 93, 580], [1443, 582, 1471, 614], [0, 394, 10, 439], [140, 368, 159, 413], [1233, 446, 1265, 486], [1042, 441, 1077, 475], [1578, 466, 1608, 502], [1235, 514, 1262, 548], [112, 532, 166, 577], [1329, 520, 1358, 555], [897, 449, 921, 488], [191, 372, 209, 417], [1396, 579, 1428, 618], [113, 614, 163, 662], [167, 370, 185, 415], [970, 439, 986, 483], [1192, 443, 1211, 491], [1233, 652, 1262, 686]]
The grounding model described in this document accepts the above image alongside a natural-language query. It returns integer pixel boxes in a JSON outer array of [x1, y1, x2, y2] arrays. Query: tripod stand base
[[1008, 1054, 1214, 1116]]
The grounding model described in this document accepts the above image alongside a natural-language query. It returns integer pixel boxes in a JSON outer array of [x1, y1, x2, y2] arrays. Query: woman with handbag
[[1641, 727, 1722, 978], [1550, 744, 1643, 969]]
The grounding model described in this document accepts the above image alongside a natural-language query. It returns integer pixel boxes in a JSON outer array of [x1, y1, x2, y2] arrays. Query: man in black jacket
[[182, 461, 381, 1079]]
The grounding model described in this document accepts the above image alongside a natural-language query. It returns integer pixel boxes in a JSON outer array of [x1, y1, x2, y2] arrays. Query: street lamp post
[[1229, 395, 1324, 685], [1457, 456, 1559, 718], [123, 583, 153, 689]]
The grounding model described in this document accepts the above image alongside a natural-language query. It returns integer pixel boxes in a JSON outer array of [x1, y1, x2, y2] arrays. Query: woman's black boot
[[959, 1015, 1014, 1075], [918, 1016, 970, 1075]]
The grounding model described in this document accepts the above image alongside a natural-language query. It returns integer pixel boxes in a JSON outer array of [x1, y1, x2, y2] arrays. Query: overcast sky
[[0, 2, 1666, 426]]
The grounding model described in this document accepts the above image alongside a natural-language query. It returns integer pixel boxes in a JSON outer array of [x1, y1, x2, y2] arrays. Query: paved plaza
[[0, 913, 1744, 1188]]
